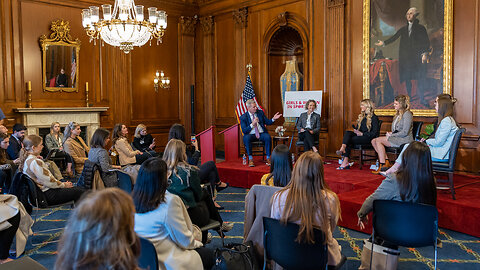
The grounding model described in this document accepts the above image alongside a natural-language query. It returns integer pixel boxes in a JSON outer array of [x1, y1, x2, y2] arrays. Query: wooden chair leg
[[449, 172, 456, 200]]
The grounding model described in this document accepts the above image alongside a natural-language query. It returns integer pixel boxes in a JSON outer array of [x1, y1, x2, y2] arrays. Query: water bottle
[[242, 154, 247, 165], [291, 153, 295, 164], [375, 159, 379, 169]]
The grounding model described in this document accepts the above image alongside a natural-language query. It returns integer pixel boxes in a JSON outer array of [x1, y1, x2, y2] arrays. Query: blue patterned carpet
[[17, 187, 480, 269]]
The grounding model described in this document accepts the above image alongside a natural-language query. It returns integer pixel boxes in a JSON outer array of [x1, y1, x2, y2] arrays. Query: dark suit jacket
[[384, 19, 430, 82], [240, 110, 274, 135], [7, 135, 22, 160], [296, 111, 321, 134], [355, 113, 380, 140]]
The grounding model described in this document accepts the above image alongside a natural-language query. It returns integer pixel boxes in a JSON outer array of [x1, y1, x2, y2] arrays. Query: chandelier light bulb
[[82, 9, 91, 27], [89, 6, 100, 23], [155, 71, 160, 77], [148, 7, 157, 23], [154, 78, 159, 84], [102, 4, 112, 21], [119, 8, 129, 21], [135, 5, 144, 21]]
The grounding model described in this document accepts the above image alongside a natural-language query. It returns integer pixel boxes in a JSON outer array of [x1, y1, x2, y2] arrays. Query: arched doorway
[[267, 26, 304, 125]]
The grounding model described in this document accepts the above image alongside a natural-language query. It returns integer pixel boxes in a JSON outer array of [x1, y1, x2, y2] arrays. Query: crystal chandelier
[[81, 0, 167, 54]]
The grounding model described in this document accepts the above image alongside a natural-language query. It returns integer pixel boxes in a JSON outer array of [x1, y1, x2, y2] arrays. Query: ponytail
[[63, 122, 79, 144], [18, 134, 43, 170]]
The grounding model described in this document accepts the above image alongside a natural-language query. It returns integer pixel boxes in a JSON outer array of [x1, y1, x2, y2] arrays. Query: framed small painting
[[363, 0, 452, 116]]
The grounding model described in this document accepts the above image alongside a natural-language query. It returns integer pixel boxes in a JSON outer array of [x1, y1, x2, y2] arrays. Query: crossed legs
[[371, 136, 391, 164]]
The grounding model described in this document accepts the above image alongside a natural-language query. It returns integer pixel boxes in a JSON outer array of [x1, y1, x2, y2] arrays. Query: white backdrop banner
[[283, 91, 323, 117]]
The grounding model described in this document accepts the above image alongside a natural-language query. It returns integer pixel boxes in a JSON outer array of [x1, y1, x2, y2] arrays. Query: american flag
[[235, 74, 263, 120]]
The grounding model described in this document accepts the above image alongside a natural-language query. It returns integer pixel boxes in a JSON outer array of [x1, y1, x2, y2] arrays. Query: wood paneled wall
[[0, 0, 196, 150], [196, 0, 479, 173]]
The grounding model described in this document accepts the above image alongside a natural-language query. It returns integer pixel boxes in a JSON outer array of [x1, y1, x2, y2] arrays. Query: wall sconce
[[154, 70, 170, 92]]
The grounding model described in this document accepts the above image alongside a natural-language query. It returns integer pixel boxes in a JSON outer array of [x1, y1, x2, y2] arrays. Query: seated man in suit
[[7, 124, 26, 160], [240, 99, 282, 167]]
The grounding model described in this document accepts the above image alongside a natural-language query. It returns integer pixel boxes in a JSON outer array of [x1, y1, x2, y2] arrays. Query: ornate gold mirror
[[40, 20, 80, 92]]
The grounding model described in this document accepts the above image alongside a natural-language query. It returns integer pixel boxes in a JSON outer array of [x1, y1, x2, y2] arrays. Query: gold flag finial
[[246, 63, 252, 75]]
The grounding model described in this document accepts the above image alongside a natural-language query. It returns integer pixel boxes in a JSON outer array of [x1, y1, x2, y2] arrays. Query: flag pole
[[246, 63, 252, 76]]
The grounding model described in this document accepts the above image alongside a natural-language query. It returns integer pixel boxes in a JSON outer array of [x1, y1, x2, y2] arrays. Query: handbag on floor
[[212, 241, 260, 270], [359, 239, 400, 270]]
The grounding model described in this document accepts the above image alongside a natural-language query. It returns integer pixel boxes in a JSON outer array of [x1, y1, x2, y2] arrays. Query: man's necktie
[[253, 114, 260, 139]]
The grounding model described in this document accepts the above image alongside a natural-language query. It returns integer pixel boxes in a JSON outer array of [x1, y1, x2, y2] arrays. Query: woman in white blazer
[[385, 94, 459, 175], [132, 158, 215, 270]]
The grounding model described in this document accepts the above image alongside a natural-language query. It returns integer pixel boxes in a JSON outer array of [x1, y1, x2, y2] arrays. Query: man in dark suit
[[240, 99, 282, 167], [7, 124, 26, 160], [376, 7, 430, 106]]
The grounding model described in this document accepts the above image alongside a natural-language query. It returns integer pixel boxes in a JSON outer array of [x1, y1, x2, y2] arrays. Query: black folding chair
[[263, 217, 332, 270], [137, 237, 159, 270], [371, 200, 438, 270]]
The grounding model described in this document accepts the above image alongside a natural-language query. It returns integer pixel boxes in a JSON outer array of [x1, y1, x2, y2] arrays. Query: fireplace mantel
[[14, 107, 109, 142]]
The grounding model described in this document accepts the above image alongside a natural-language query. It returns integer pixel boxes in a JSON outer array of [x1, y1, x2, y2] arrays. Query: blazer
[[45, 133, 64, 151], [426, 117, 458, 160], [355, 114, 380, 140], [388, 110, 413, 147], [64, 137, 90, 174], [134, 192, 203, 270], [114, 137, 138, 166], [240, 110, 274, 135], [7, 135, 22, 160], [132, 134, 154, 152], [296, 111, 321, 134]]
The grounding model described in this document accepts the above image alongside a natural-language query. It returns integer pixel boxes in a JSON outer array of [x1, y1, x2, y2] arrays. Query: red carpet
[[216, 157, 480, 237]]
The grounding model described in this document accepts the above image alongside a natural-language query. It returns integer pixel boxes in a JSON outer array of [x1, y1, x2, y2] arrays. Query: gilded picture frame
[[40, 20, 80, 93], [363, 0, 452, 116]]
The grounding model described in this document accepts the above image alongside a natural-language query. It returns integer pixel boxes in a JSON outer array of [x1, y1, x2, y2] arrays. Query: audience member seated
[[133, 158, 215, 270], [19, 135, 84, 205], [271, 151, 344, 268], [260, 144, 292, 187], [357, 142, 437, 244], [55, 188, 140, 270], [296, 99, 321, 152], [132, 124, 157, 156], [0, 194, 33, 264], [0, 133, 19, 192], [6, 124, 26, 160], [88, 128, 122, 187], [163, 139, 233, 233], [371, 95, 413, 174], [44, 122, 73, 176], [113, 123, 149, 166], [63, 122, 90, 175], [386, 95, 459, 175], [240, 99, 282, 167], [336, 99, 380, 170], [0, 125, 7, 134], [168, 123, 229, 209]]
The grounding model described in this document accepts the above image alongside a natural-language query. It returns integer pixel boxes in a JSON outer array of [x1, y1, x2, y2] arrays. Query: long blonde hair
[[55, 188, 140, 270], [394, 95, 411, 121], [18, 134, 43, 171], [356, 99, 375, 131], [275, 152, 340, 244], [134, 124, 146, 138], [162, 139, 194, 179], [50, 121, 60, 135]]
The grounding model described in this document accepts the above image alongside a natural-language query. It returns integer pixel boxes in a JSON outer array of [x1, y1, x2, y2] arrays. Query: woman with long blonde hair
[[55, 188, 140, 270], [271, 151, 345, 268], [132, 124, 157, 155], [163, 139, 233, 234], [371, 95, 413, 173], [336, 99, 380, 169]]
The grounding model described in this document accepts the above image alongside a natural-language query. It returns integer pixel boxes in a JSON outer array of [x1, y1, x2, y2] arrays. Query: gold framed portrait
[[39, 20, 80, 93], [363, 0, 452, 116]]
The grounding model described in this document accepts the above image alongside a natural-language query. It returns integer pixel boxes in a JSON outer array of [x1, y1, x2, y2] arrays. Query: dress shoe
[[216, 182, 229, 192], [266, 158, 271, 166], [248, 160, 255, 167], [220, 222, 234, 232]]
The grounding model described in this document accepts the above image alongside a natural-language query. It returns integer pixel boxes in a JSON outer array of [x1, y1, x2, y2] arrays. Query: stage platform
[[216, 156, 480, 238]]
